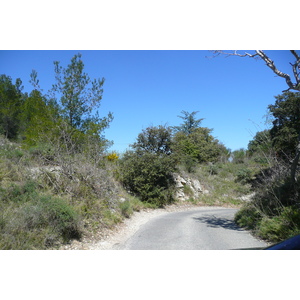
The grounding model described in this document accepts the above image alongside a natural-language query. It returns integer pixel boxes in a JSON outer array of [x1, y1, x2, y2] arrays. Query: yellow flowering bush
[[107, 153, 119, 161]]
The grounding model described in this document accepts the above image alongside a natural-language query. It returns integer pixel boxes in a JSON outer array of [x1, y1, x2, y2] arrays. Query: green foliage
[[172, 127, 224, 164], [257, 206, 300, 242], [132, 125, 173, 155], [0, 181, 81, 249], [235, 159, 300, 242], [52, 53, 110, 130], [173, 110, 204, 135], [235, 204, 263, 230], [248, 130, 272, 156], [0, 75, 24, 139], [171, 111, 226, 166], [268, 91, 300, 159], [21, 91, 59, 148], [235, 167, 252, 184], [231, 148, 247, 164], [119, 200, 134, 218], [119, 151, 177, 207]]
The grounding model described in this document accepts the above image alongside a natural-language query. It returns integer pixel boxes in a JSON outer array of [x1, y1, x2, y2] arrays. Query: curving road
[[115, 207, 267, 250]]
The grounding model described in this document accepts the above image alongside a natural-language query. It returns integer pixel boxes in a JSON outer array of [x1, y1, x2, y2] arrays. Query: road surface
[[114, 207, 267, 250]]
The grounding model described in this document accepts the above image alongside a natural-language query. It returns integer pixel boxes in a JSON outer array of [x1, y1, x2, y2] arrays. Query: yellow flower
[[107, 153, 119, 161]]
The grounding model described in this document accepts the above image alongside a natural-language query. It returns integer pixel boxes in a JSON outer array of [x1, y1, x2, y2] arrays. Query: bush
[[257, 206, 300, 242], [235, 167, 252, 184], [0, 181, 82, 249], [118, 151, 177, 207], [234, 204, 263, 230], [119, 200, 133, 218]]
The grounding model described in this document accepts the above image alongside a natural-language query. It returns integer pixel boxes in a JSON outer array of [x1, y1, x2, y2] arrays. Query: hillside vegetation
[[1, 53, 300, 249]]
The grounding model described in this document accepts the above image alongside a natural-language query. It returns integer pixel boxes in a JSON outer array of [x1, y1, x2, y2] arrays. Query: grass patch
[[191, 163, 251, 207]]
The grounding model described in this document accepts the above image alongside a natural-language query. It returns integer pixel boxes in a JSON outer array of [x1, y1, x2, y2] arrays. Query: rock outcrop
[[173, 172, 209, 201]]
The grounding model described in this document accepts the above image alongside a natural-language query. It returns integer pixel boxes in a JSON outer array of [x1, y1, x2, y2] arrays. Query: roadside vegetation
[[1, 52, 300, 249], [234, 91, 300, 243]]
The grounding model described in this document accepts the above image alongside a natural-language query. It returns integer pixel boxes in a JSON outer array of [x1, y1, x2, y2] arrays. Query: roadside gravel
[[61, 203, 231, 250]]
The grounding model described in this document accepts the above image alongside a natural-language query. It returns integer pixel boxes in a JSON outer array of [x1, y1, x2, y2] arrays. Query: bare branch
[[209, 50, 300, 92], [290, 50, 300, 85], [255, 50, 297, 91], [291, 50, 300, 61], [208, 50, 260, 60]]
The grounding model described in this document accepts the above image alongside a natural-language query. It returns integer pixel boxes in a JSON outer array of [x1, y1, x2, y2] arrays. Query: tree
[[50, 53, 113, 155], [211, 50, 300, 184], [173, 127, 225, 165], [0, 75, 24, 139], [248, 129, 272, 156], [171, 111, 225, 167], [172, 110, 204, 135], [119, 125, 177, 206], [268, 92, 300, 157], [52, 53, 109, 130], [21, 88, 59, 147], [131, 125, 173, 155], [267, 92, 300, 181]]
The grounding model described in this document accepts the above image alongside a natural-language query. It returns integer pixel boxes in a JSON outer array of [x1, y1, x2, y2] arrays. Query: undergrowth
[[0, 139, 146, 249]]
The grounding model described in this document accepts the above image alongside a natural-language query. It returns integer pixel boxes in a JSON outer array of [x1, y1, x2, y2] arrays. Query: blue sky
[[0, 50, 296, 153]]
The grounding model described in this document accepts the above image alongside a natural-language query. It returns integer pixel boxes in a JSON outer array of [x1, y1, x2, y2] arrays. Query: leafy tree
[[173, 127, 225, 164], [172, 111, 225, 166], [132, 125, 173, 155], [212, 50, 300, 183], [52, 53, 111, 131], [119, 125, 176, 206], [172, 110, 204, 135], [231, 148, 247, 164], [0, 75, 24, 139], [268, 92, 300, 158], [267, 91, 300, 182], [21, 88, 59, 147], [36, 54, 114, 156], [248, 129, 272, 155]]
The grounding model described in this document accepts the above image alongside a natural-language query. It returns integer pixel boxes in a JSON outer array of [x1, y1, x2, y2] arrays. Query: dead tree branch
[[210, 50, 300, 93]]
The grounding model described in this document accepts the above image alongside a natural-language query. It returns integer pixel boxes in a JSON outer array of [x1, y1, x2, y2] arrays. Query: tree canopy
[[268, 91, 300, 159]]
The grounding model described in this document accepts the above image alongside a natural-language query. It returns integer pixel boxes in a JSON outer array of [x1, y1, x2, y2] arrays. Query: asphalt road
[[115, 207, 267, 250]]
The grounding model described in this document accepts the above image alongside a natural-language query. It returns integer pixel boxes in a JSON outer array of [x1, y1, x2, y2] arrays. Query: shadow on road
[[193, 215, 243, 231]]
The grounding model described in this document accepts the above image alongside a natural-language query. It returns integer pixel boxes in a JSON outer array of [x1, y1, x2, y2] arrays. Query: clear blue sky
[[0, 50, 296, 153]]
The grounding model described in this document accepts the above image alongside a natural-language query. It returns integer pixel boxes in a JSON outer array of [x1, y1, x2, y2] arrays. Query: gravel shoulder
[[61, 203, 234, 250]]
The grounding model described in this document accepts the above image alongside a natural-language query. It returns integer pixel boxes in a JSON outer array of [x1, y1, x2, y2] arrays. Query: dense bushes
[[235, 157, 300, 242], [233, 92, 300, 243], [0, 139, 132, 249], [118, 151, 177, 207], [118, 116, 232, 207], [0, 181, 81, 249]]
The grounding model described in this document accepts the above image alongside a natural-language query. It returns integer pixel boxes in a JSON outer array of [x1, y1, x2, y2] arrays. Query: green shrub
[[37, 195, 81, 240], [119, 151, 177, 207], [235, 167, 252, 184], [234, 204, 263, 230], [257, 206, 300, 242], [0, 181, 82, 249], [258, 216, 289, 242], [119, 200, 133, 218]]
